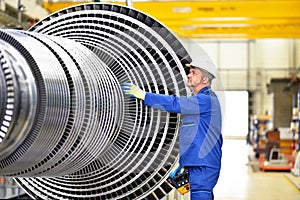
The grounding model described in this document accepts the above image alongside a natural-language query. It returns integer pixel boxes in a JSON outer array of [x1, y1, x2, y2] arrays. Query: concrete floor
[[167, 139, 300, 200], [214, 139, 300, 200]]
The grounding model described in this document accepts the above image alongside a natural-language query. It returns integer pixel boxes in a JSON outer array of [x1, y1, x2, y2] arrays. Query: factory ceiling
[[42, 0, 300, 39]]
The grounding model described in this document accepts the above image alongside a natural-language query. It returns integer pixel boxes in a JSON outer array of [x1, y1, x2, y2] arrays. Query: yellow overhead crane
[[42, 0, 300, 39]]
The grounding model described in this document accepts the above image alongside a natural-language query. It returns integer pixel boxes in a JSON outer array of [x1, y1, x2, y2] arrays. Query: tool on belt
[[167, 164, 190, 195]]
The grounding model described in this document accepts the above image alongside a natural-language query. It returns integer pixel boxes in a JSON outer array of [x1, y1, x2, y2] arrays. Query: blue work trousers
[[188, 166, 219, 200]]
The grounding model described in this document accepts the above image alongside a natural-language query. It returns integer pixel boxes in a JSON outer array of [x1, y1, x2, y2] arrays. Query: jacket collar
[[197, 86, 211, 94]]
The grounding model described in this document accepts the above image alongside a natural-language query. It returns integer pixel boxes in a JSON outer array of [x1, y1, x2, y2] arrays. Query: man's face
[[187, 67, 203, 88]]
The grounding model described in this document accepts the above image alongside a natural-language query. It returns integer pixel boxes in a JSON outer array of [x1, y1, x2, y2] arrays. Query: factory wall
[[5, 0, 49, 19], [181, 38, 300, 119]]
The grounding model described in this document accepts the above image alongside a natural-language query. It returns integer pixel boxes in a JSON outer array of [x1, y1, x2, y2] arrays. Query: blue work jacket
[[144, 86, 222, 168]]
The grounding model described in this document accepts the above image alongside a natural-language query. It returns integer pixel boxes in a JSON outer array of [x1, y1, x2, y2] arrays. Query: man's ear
[[201, 76, 209, 84]]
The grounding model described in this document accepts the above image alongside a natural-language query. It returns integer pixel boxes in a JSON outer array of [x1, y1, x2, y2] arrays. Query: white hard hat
[[185, 54, 217, 78]]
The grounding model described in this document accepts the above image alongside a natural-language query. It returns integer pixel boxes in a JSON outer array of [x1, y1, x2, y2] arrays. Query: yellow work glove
[[121, 82, 146, 100]]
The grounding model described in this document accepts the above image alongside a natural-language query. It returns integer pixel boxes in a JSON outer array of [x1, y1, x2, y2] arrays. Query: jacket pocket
[[179, 120, 198, 155]]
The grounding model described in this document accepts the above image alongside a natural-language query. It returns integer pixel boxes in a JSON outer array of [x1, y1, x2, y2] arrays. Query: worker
[[121, 55, 223, 200], [26, 17, 39, 29]]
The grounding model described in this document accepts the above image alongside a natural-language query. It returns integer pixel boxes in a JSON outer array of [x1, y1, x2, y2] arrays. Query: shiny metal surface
[[0, 38, 37, 159], [0, 3, 191, 199]]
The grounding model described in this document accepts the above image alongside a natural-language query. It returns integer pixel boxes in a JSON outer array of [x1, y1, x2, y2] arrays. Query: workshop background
[[0, 0, 300, 199]]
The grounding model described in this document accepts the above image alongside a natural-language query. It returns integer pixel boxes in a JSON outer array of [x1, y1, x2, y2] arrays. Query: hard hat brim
[[185, 63, 215, 78]]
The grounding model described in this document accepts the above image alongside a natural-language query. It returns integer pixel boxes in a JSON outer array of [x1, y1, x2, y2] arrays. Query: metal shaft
[[0, 3, 191, 199]]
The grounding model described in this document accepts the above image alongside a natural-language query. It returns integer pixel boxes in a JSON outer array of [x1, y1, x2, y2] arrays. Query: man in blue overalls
[[122, 57, 223, 200]]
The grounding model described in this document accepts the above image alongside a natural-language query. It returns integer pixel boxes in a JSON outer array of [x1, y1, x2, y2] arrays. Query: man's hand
[[121, 82, 146, 100]]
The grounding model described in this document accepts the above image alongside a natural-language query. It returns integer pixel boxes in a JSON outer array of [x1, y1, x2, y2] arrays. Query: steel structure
[[0, 3, 191, 199]]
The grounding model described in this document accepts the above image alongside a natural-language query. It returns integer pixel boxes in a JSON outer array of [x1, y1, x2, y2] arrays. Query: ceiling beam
[[42, 1, 300, 39]]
